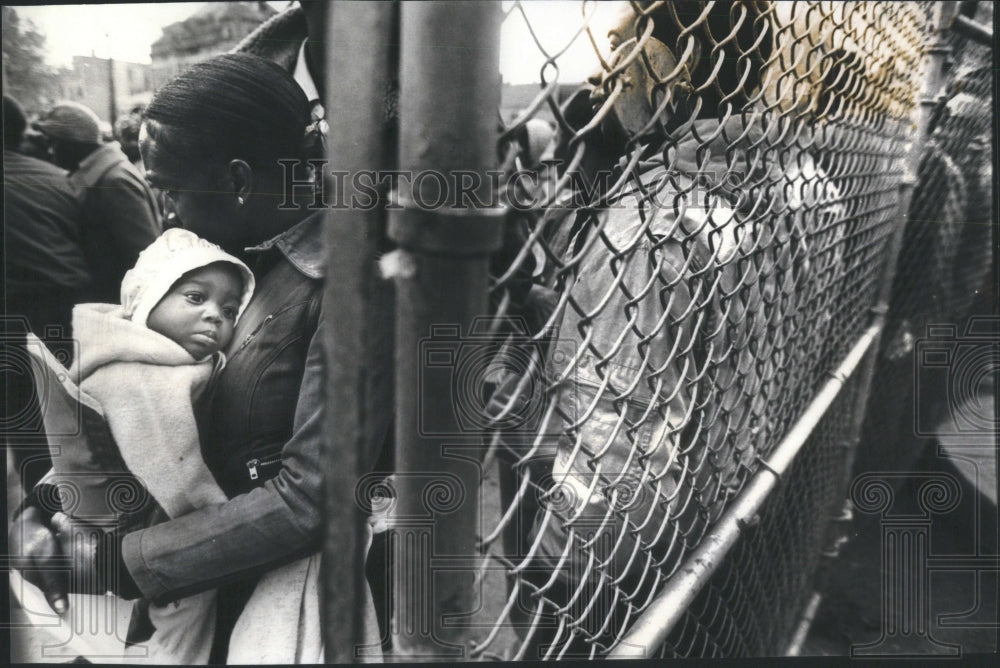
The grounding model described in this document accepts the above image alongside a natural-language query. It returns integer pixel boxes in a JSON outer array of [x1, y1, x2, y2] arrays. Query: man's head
[[33, 101, 103, 170], [588, 26, 687, 148], [3, 94, 28, 151], [115, 104, 145, 164], [587, 1, 773, 150], [121, 228, 256, 359]]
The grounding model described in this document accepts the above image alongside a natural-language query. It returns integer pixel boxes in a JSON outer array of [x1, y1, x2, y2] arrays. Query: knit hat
[[33, 101, 103, 145], [121, 228, 255, 328]]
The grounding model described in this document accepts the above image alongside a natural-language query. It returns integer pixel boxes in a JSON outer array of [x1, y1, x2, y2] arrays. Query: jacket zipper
[[246, 453, 282, 481], [237, 314, 274, 354]]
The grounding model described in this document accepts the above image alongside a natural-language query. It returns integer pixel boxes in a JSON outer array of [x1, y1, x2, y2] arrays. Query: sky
[[9, 1, 626, 85]]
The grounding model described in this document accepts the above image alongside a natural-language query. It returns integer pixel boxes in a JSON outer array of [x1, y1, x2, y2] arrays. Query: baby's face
[[147, 263, 243, 359]]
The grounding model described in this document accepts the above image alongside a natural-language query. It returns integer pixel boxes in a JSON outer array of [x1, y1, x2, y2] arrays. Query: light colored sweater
[[68, 303, 225, 664], [69, 303, 228, 519]]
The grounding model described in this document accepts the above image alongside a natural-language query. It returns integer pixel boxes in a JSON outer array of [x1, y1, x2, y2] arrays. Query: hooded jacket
[[27, 303, 230, 665]]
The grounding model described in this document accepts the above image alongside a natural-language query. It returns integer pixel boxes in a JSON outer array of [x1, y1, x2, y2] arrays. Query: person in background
[[504, 2, 781, 655], [33, 100, 161, 304], [115, 103, 147, 170], [3, 93, 91, 490], [19, 123, 54, 162]]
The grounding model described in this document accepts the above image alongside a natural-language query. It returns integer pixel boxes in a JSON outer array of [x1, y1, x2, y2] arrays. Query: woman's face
[[140, 121, 246, 251]]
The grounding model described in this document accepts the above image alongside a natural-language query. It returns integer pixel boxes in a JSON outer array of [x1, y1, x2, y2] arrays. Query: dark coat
[[70, 142, 161, 303]]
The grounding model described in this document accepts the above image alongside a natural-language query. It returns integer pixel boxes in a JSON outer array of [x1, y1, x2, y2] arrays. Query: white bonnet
[[121, 228, 255, 327]]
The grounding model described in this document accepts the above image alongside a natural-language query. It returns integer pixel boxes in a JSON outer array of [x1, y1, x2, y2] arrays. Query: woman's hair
[[145, 53, 309, 170]]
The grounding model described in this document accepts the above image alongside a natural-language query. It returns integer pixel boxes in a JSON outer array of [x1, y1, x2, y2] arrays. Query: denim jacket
[[533, 128, 784, 583], [120, 212, 357, 602]]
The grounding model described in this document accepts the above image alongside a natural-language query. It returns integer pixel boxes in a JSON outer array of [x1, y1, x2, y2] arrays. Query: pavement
[[800, 388, 998, 658]]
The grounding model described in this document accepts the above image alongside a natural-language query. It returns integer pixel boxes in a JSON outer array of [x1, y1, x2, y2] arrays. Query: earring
[[237, 196, 245, 206]]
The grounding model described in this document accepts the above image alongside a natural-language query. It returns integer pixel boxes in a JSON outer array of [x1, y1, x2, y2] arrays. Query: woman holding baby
[[10, 52, 387, 663]]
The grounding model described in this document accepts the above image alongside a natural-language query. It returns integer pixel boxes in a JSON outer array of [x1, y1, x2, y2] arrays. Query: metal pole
[[952, 1, 991, 47], [388, 1, 504, 660], [950, 14, 992, 45], [321, 2, 397, 662], [107, 55, 117, 127], [609, 323, 883, 658]]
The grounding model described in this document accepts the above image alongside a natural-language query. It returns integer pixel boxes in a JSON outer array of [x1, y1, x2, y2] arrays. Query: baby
[[44, 228, 254, 663]]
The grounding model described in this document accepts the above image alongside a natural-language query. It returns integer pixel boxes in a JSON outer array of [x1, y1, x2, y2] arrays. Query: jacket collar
[[244, 210, 326, 280], [69, 142, 128, 188]]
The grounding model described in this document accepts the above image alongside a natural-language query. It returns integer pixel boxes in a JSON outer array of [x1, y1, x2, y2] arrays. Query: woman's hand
[[8, 506, 70, 613], [8, 509, 109, 613]]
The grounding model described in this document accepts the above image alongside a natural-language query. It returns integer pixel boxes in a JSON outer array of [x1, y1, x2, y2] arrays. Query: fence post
[[321, 2, 398, 662], [838, 0, 959, 490], [387, 1, 504, 660], [791, 1, 962, 654]]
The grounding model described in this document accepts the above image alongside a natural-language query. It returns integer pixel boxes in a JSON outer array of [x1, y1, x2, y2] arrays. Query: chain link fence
[[852, 0, 994, 478], [321, 0, 994, 660], [4, 1, 992, 663], [447, 0, 990, 659]]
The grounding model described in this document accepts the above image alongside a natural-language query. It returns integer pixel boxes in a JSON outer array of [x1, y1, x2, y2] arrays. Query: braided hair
[[144, 53, 310, 171]]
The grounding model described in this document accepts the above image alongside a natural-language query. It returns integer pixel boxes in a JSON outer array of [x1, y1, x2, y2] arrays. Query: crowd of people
[[4, 92, 162, 491]]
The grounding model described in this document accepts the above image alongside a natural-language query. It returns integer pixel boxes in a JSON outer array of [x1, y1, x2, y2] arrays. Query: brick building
[[150, 1, 276, 90]]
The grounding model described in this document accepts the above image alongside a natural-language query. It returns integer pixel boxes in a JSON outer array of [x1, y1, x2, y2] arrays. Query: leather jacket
[[200, 224, 323, 497]]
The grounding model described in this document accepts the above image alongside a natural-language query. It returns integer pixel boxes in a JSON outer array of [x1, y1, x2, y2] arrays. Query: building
[[150, 2, 277, 90], [56, 55, 154, 125]]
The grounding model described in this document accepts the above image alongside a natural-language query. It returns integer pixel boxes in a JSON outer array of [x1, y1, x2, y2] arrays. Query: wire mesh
[[853, 0, 994, 478], [656, 367, 864, 657], [452, 0, 979, 659]]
